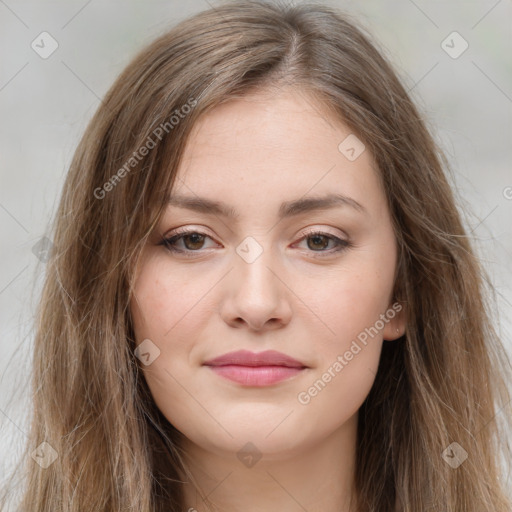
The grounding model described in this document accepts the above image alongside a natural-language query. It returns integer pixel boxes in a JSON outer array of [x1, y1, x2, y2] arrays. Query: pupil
[[184, 233, 204, 250], [308, 235, 328, 251]]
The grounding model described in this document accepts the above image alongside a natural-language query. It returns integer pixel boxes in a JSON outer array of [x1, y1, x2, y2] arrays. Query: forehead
[[172, 88, 385, 218], [181, 88, 353, 164]]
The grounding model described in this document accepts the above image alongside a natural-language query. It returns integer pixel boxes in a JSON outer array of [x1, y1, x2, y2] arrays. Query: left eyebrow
[[167, 192, 368, 220], [278, 193, 367, 217]]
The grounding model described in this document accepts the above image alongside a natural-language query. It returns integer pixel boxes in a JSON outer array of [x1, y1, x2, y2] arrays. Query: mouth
[[202, 350, 308, 387]]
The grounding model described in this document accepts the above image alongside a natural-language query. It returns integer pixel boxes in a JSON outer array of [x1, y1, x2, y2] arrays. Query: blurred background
[[0, 0, 511, 496]]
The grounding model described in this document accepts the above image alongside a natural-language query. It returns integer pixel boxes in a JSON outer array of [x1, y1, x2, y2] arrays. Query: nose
[[219, 244, 293, 332]]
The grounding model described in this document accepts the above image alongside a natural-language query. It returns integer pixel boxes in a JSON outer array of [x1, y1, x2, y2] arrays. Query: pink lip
[[203, 350, 308, 387]]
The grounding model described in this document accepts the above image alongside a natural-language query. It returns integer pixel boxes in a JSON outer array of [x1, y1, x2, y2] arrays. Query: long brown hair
[[2, 1, 511, 510]]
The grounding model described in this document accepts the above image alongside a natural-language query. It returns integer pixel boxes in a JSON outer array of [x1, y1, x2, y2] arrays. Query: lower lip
[[205, 365, 305, 386]]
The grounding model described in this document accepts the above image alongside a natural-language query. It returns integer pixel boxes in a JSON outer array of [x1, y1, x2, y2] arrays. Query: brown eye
[[306, 234, 331, 251], [293, 230, 351, 257], [181, 233, 206, 250], [159, 230, 218, 256]]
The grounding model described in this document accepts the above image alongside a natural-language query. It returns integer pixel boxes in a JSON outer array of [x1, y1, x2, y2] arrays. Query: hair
[[1, 0, 511, 510]]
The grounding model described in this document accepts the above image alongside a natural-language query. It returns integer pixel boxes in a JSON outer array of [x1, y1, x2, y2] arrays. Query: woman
[[2, 1, 511, 510]]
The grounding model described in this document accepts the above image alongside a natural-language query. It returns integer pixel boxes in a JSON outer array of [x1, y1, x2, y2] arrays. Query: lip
[[203, 349, 306, 368], [203, 350, 308, 387]]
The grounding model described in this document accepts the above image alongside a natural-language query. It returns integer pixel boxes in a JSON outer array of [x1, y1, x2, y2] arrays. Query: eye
[[159, 228, 219, 256], [293, 230, 351, 256]]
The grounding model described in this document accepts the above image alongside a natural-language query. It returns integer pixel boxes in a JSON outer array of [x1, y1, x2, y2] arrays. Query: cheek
[[130, 265, 216, 429], [131, 263, 214, 342], [293, 261, 392, 419], [307, 263, 393, 346]]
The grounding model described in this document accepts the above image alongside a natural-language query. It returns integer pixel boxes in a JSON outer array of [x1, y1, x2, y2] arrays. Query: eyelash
[[158, 228, 351, 259]]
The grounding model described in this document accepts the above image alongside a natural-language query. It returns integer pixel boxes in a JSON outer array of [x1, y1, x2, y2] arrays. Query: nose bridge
[[221, 234, 292, 330], [234, 235, 280, 296]]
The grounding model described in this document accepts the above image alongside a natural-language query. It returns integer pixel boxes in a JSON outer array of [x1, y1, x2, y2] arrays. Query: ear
[[382, 300, 406, 341]]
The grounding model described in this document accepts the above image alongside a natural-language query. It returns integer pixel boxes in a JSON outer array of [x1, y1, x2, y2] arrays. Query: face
[[130, 87, 405, 460]]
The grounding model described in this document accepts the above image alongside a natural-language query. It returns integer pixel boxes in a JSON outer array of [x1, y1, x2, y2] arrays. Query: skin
[[130, 87, 406, 512]]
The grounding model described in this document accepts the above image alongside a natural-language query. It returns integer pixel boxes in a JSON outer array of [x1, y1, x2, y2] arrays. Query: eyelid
[[164, 224, 347, 241], [295, 225, 348, 240], [160, 225, 220, 247], [165, 225, 215, 238]]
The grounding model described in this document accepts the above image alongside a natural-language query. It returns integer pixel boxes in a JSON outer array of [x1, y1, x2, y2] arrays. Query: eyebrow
[[167, 193, 367, 219]]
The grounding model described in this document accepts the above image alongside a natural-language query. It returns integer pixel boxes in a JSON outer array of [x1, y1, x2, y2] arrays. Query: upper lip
[[203, 350, 307, 368]]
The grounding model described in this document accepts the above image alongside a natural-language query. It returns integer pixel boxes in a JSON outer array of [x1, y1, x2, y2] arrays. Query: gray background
[[1, 0, 511, 495]]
